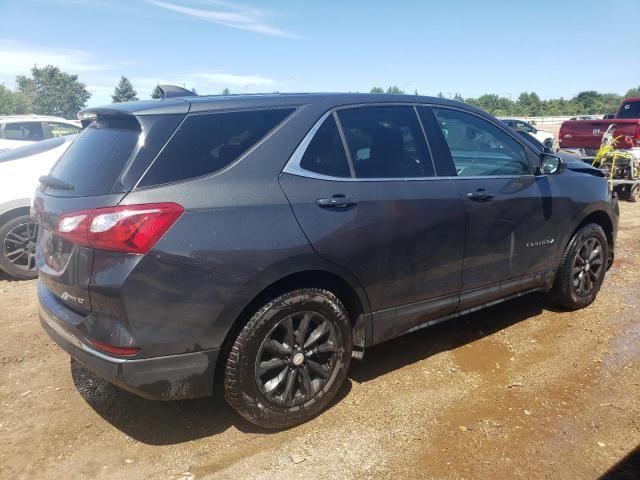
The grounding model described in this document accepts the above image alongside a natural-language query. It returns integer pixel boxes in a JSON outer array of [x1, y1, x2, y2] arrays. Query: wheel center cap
[[292, 352, 305, 366]]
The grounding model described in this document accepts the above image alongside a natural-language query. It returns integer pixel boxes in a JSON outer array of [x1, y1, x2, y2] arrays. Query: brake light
[[89, 339, 140, 356], [57, 203, 184, 254]]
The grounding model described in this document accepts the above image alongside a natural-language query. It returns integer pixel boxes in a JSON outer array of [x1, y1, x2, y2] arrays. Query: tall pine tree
[[112, 76, 138, 103], [151, 84, 163, 99]]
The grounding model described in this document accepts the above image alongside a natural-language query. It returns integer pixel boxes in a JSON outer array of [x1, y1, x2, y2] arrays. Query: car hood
[[561, 153, 604, 177]]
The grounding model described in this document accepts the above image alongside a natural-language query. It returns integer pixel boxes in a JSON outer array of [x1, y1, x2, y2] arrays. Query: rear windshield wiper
[[39, 175, 74, 191]]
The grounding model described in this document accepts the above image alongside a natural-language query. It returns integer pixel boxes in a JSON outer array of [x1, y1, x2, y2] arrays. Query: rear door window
[[299, 115, 351, 178], [138, 108, 295, 187], [337, 106, 434, 178]]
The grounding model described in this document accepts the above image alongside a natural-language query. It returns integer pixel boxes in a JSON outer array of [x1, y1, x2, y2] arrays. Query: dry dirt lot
[[1, 204, 639, 480]]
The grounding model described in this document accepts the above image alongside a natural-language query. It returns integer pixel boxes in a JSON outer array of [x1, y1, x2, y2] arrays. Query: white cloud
[[148, 0, 300, 38], [0, 39, 120, 77]]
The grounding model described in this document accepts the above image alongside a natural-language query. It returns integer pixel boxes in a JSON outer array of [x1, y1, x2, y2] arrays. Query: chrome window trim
[[282, 102, 538, 182]]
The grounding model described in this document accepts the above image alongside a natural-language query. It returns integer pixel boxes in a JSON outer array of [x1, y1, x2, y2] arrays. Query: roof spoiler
[[158, 85, 197, 99], [77, 108, 140, 128]]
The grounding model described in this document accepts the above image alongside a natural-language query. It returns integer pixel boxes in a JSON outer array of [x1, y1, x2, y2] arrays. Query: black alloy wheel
[[254, 310, 338, 408], [549, 223, 608, 310], [572, 237, 604, 297], [224, 288, 352, 429], [0, 215, 38, 280]]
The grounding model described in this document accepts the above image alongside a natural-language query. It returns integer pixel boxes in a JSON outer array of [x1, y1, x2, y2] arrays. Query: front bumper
[[38, 282, 219, 400]]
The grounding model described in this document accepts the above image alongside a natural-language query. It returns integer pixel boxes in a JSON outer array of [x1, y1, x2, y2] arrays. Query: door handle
[[465, 190, 494, 202], [317, 195, 358, 208]]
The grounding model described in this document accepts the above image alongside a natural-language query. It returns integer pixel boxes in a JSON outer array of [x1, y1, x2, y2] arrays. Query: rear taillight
[[89, 339, 140, 356], [57, 203, 184, 254]]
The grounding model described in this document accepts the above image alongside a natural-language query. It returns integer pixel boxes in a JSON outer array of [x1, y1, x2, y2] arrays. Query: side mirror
[[539, 153, 563, 175], [530, 126, 538, 134]]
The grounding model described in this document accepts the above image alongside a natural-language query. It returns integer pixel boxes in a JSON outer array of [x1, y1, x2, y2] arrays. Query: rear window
[[46, 114, 183, 197], [49, 117, 140, 196], [138, 108, 295, 187], [617, 100, 640, 119]]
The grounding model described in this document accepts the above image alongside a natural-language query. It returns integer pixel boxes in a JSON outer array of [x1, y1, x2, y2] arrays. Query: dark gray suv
[[34, 92, 618, 428]]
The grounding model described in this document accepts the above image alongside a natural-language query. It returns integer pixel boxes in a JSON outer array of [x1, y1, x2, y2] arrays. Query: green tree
[[515, 92, 543, 116], [598, 93, 622, 114], [437, 92, 445, 98], [369, 86, 384, 94], [221, 87, 231, 95], [625, 86, 640, 98], [386, 85, 405, 94], [111, 76, 138, 103], [0, 85, 30, 115], [191, 87, 197, 95], [468, 94, 514, 116], [151, 84, 163, 99], [16, 65, 90, 118], [571, 90, 600, 114], [453, 93, 464, 102]]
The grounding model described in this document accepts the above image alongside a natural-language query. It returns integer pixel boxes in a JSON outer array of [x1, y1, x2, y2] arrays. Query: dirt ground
[[1, 204, 639, 480]]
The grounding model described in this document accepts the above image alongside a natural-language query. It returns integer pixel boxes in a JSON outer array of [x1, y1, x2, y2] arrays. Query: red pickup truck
[[559, 97, 640, 157]]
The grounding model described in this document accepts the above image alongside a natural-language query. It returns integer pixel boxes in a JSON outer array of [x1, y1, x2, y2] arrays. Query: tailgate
[[34, 191, 127, 313], [560, 120, 639, 149], [32, 110, 184, 313]]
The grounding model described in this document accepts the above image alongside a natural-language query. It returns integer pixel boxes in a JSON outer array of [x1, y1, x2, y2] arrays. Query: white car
[[0, 115, 81, 152], [0, 135, 75, 279], [501, 119, 555, 149]]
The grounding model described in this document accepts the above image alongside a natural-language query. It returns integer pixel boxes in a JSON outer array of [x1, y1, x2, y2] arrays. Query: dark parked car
[[34, 92, 618, 428]]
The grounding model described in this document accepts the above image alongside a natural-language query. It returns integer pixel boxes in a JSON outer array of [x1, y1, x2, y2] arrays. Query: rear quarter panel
[[111, 103, 371, 356]]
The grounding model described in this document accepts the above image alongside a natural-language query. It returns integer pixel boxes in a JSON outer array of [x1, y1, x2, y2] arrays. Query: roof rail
[[158, 85, 197, 99]]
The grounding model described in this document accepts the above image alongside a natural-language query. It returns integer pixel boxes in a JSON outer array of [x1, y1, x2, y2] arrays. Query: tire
[[224, 288, 352, 429], [0, 214, 38, 280], [628, 184, 638, 203], [549, 223, 608, 310]]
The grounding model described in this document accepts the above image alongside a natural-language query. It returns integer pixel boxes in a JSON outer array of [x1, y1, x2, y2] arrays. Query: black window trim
[[133, 106, 299, 191], [284, 102, 539, 181]]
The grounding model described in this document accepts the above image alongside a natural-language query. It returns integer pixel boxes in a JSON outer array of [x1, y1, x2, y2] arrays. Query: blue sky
[[1, 0, 639, 107]]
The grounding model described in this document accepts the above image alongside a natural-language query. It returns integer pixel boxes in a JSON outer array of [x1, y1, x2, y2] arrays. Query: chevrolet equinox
[[34, 90, 618, 428]]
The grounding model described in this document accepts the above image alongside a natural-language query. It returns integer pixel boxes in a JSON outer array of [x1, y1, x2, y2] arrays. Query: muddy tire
[[628, 185, 638, 203], [549, 223, 608, 310], [224, 288, 352, 429], [0, 215, 38, 280]]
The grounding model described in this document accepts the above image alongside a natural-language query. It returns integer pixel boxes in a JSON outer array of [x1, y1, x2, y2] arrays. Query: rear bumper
[[38, 282, 219, 400]]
